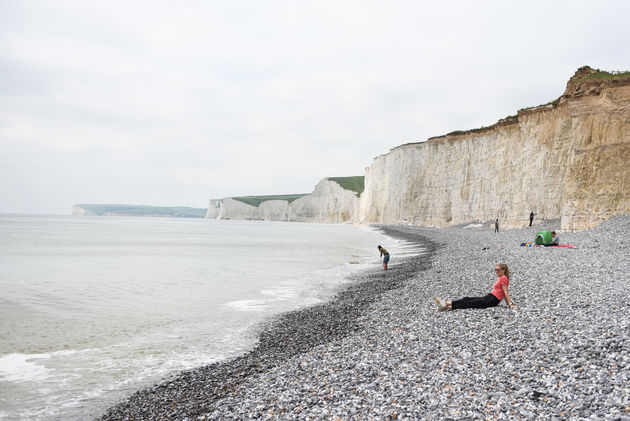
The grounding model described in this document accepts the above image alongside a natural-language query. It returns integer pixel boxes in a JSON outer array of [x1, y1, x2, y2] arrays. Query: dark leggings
[[451, 293, 500, 310]]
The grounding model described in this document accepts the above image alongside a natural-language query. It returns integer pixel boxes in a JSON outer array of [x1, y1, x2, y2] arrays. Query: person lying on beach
[[434, 263, 516, 310], [377, 245, 390, 271]]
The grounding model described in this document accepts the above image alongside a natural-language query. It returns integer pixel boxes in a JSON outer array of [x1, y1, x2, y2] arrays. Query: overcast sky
[[1, 1, 628, 214]]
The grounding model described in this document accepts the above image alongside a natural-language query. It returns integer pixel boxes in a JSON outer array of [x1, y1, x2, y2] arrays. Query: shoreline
[[98, 226, 439, 420], [99, 217, 629, 419]]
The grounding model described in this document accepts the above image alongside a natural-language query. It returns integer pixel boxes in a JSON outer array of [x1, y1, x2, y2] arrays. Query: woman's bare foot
[[434, 297, 446, 311]]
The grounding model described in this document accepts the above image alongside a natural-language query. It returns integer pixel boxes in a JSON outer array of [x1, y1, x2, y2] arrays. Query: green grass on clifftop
[[328, 176, 365, 195], [579, 69, 630, 81], [232, 194, 307, 207], [75, 204, 206, 217]]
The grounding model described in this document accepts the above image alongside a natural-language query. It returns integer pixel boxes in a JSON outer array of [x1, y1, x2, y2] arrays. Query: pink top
[[491, 275, 509, 301]]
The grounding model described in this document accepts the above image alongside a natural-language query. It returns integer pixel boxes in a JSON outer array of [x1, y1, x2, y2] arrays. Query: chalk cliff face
[[259, 200, 291, 221], [290, 178, 360, 223], [206, 200, 222, 219], [361, 68, 630, 230], [72, 205, 91, 216], [207, 178, 361, 223], [215, 198, 261, 220], [559, 77, 630, 230]]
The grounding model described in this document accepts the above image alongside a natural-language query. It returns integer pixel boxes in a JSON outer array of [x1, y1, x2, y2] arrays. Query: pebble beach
[[99, 216, 630, 420]]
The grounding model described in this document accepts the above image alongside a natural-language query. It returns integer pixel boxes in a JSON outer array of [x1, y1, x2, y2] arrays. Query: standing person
[[494, 218, 499, 233], [529, 212, 536, 227], [377, 245, 390, 271], [434, 263, 516, 310]]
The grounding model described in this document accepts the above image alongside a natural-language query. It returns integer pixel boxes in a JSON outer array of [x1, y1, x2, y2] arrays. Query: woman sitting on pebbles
[[434, 263, 516, 310]]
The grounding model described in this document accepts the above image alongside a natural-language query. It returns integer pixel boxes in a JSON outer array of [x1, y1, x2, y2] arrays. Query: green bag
[[535, 231, 553, 245]]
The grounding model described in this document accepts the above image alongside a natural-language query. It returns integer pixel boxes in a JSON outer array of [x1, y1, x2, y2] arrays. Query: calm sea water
[[0, 215, 421, 420]]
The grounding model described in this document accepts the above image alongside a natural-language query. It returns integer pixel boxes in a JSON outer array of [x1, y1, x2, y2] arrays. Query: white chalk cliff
[[290, 178, 361, 223], [208, 67, 629, 230], [361, 67, 630, 230], [207, 178, 361, 223]]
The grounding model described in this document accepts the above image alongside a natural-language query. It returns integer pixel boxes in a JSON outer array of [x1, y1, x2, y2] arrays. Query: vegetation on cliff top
[[231, 175, 365, 207], [232, 194, 307, 207], [328, 176, 364, 195], [430, 66, 627, 141], [520, 96, 561, 113], [75, 204, 207, 217], [231, 177, 364, 206], [577, 68, 630, 81]]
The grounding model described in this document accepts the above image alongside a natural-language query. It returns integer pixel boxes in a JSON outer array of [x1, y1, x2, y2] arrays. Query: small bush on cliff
[[538, 97, 561, 107]]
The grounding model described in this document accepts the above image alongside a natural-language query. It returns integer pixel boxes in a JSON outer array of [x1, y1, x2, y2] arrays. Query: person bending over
[[435, 263, 516, 310], [377, 245, 390, 271]]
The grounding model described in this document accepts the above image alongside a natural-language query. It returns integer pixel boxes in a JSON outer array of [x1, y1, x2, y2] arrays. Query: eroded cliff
[[361, 67, 630, 230]]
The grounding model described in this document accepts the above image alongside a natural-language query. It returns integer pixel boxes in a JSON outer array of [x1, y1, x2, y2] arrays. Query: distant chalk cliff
[[206, 177, 363, 223], [73, 204, 206, 218]]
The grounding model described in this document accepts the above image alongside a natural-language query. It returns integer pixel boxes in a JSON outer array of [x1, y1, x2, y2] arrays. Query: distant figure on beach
[[494, 218, 499, 233], [434, 263, 516, 310], [529, 212, 536, 227], [377, 245, 390, 271]]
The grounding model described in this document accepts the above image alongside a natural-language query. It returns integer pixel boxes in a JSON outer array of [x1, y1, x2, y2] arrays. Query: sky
[[1, 1, 629, 215]]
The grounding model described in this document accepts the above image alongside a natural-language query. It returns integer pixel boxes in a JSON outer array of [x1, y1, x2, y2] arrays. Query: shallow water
[[0, 215, 421, 420]]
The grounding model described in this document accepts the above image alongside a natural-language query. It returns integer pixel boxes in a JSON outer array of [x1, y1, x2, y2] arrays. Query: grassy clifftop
[[328, 176, 364, 195], [231, 194, 307, 207], [574, 67, 630, 82], [231, 176, 364, 207], [74, 204, 206, 218]]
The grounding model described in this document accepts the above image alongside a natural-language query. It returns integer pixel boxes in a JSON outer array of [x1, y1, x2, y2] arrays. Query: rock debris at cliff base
[[99, 216, 630, 420]]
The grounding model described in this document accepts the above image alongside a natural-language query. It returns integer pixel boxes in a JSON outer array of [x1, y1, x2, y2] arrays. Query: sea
[[0, 215, 422, 420]]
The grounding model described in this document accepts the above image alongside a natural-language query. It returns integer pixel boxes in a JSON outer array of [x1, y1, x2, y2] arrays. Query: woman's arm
[[502, 285, 516, 309]]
